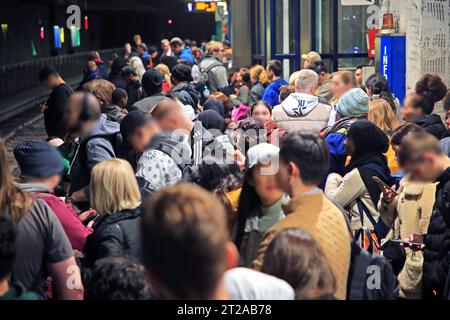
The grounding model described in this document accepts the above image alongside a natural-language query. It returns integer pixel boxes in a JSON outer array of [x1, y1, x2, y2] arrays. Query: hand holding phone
[[373, 176, 397, 203], [390, 239, 424, 251]]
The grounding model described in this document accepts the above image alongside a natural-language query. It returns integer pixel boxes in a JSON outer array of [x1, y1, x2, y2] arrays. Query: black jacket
[[172, 82, 200, 110], [422, 167, 450, 299], [83, 207, 143, 268], [44, 83, 73, 139], [412, 114, 447, 140]]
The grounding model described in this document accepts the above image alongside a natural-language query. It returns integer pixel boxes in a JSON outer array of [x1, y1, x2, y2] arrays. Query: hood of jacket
[[80, 114, 120, 144], [281, 93, 319, 117], [412, 114, 447, 139], [16, 182, 51, 194]]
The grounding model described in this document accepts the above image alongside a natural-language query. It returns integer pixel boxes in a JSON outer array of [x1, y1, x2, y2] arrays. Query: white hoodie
[[273, 93, 332, 133]]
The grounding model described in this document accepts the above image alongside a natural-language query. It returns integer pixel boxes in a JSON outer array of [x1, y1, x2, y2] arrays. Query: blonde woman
[[249, 65, 270, 106], [83, 159, 143, 267], [155, 63, 172, 92], [129, 56, 146, 80], [368, 98, 401, 174]]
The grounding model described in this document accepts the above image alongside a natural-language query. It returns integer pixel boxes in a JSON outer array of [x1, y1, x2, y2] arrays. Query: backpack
[[198, 60, 224, 95], [332, 201, 398, 300]]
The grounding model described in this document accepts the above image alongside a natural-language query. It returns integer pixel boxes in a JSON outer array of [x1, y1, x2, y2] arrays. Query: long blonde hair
[[368, 99, 400, 135], [129, 56, 146, 80], [0, 139, 33, 221], [90, 159, 141, 215], [155, 63, 172, 86], [249, 65, 270, 85]]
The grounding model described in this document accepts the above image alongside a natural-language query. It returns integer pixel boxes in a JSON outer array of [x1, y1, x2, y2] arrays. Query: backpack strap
[[201, 61, 224, 74]]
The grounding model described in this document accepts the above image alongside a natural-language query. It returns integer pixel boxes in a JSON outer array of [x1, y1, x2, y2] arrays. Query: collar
[[284, 191, 324, 215]]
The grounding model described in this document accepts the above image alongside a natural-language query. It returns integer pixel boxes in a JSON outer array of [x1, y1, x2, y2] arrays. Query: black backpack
[[333, 201, 399, 300]]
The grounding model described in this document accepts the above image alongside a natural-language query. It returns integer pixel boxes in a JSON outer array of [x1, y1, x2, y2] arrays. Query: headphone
[[79, 91, 91, 121]]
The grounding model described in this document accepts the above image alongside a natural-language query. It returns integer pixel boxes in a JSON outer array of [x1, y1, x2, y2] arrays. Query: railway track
[[0, 109, 47, 176]]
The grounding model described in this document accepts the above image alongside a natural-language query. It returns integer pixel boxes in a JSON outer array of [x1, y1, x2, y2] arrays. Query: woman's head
[[197, 110, 226, 133], [90, 159, 141, 214], [249, 65, 270, 85], [251, 101, 272, 125], [262, 228, 336, 300], [82, 79, 116, 107], [365, 74, 389, 96], [401, 74, 447, 122], [390, 123, 425, 154], [237, 68, 250, 85], [208, 92, 231, 119], [0, 139, 33, 221], [345, 119, 389, 157], [331, 70, 357, 100], [368, 99, 400, 135], [155, 63, 171, 85]]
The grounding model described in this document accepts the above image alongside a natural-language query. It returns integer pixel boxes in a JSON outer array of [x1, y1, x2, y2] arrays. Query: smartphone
[[389, 239, 423, 250], [372, 176, 398, 195]]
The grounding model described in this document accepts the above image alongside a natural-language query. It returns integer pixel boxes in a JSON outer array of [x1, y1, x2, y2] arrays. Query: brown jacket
[[252, 191, 351, 300], [378, 178, 436, 299]]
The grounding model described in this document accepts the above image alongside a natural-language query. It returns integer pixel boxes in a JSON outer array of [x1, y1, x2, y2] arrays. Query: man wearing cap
[[170, 37, 195, 65], [120, 110, 183, 198], [302, 51, 322, 69], [171, 64, 200, 110], [121, 65, 142, 107], [14, 140, 93, 251], [132, 68, 166, 113]]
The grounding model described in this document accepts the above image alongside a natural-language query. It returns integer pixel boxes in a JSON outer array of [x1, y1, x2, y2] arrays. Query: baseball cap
[[301, 51, 322, 63]]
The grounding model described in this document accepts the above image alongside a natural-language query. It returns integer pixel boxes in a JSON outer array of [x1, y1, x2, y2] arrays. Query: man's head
[[398, 132, 447, 182], [170, 37, 185, 55], [13, 140, 64, 190], [136, 43, 148, 55], [310, 61, 329, 85], [85, 256, 153, 300], [120, 111, 159, 152], [141, 68, 163, 97], [302, 51, 322, 69], [277, 132, 329, 196], [123, 42, 132, 54], [65, 91, 102, 136], [133, 34, 142, 46], [295, 70, 319, 95], [38, 66, 62, 88], [171, 64, 193, 84], [121, 66, 139, 84], [205, 41, 225, 60], [161, 39, 170, 53], [0, 214, 16, 283], [150, 99, 192, 132], [141, 183, 238, 299], [266, 60, 283, 81], [112, 88, 128, 108], [355, 65, 364, 86]]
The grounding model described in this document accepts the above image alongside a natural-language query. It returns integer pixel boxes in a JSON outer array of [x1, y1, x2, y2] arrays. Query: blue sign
[[53, 26, 61, 49], [379, 35, 406, 104]]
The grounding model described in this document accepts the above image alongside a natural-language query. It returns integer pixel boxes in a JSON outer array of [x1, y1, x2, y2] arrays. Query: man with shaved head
[[65, 91, 123, 209]]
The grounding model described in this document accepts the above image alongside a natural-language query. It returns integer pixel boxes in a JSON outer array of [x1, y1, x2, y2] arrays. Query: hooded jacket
[[198, 56, 229, 92], [69, 114, 123, 197], [272, 93, 332, 133], [412, 114, 447, 140], [172, 82, 200, 110]]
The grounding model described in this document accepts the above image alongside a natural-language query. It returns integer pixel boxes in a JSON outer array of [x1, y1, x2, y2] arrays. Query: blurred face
[[344, 137, 355, 156], [403, 154, 440, 182], [213, 47, 225, 60], [171, 43, 182, 54], [276, 158, 291, 194], [303, 59, 313, 69], [162, 42, 170, 53], [331, 76, 352, 100], [127, 124, 158, 152], [250, 164, 283, 205], [124, 43, 131, 54], [252, 105, 271, 125], [355, 69, 363, 86], [401, 95, 422, 122], [65, 97, 82, 133], [445, 111, 450, 128], [266, 67, 274, 81]]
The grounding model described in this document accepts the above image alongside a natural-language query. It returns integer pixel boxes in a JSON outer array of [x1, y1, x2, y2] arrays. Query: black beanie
[[14, 141, 64, 178], [172, 64, 193, 82], [142, 68, 163, 96]]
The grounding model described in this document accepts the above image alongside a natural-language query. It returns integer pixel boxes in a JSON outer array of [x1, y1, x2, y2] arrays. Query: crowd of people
[[1, 33, 450, 301]]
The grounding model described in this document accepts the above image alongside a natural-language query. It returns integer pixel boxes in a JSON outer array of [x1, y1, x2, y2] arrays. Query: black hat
[[120, 110, 152, 142], [121, 65, 138, 78], [14, 141, 64, 178], [171, 64, 193, 82], [142, 68, 163, 96]]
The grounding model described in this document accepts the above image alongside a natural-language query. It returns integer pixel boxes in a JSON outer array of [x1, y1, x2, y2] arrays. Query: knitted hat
[[142, 68, 163, 96], [14, 140, 64, 178], [171, 64, 193, 82], [336, 88, 369, 117]]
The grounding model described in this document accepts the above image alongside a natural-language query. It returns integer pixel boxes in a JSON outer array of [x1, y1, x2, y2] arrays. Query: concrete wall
[[230, 0, 252, 68]]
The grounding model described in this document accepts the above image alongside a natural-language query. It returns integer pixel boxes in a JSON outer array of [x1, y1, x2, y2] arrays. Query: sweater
[[252, 191, 351, 300], [378, 178, 435, 299]]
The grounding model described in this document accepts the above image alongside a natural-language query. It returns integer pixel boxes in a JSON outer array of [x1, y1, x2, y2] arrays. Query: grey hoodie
[[273, 93, 332, 133], [69, 114, 122, 197]]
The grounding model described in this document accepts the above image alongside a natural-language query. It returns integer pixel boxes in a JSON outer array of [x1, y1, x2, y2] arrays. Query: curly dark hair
[[85, 257, 154, 300]]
